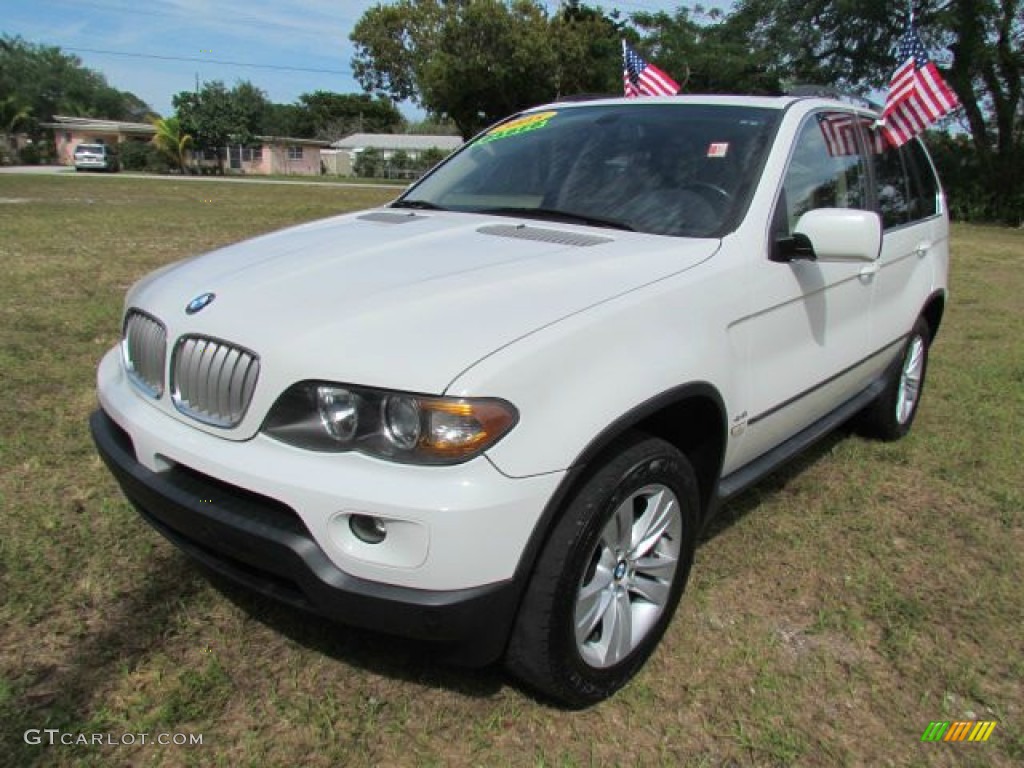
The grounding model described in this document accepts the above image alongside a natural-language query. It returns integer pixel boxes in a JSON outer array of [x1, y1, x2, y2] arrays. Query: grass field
[[31, 166, 409, 187], [1, 174, 1021, 767]]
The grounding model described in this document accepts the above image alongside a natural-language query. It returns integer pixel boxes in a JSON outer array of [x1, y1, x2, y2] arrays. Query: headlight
[[319, 386, 359, 441], [262, 381, 518, 465], [382, 395, 421, 450]]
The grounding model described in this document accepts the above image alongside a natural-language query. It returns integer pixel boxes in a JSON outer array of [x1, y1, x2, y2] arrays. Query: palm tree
[[0, 96, 32, 131], [151, 116, 193, 171], [0, 97, 33, 159]]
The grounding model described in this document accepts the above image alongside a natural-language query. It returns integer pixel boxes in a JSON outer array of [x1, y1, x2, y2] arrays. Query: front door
[[734, 110, 876, 466]]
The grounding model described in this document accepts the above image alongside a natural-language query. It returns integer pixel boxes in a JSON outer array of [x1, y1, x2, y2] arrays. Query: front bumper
[[95, 346, 562, 590], [90, 407, 522, 664]]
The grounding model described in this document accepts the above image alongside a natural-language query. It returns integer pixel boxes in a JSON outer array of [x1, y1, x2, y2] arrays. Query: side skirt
[[714, 377, 886, 506]]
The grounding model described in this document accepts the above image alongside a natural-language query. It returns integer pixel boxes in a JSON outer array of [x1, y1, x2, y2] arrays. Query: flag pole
[[621, 39, 627, 97]]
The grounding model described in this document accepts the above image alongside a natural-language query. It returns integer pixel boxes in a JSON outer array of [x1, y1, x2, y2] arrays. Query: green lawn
[[1, 174, 1021, 767], [127, 170, 410, 186]]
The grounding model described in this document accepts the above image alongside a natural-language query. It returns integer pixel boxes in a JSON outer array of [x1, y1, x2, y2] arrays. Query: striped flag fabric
[[818, 113, 859, 156], [817, 113, 888, 156], [881, 22, 958, 147], [622, 40, 679, 98]]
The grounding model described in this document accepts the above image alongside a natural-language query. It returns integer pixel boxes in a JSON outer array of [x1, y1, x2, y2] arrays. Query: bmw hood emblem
[[185, 292, 216, 314]]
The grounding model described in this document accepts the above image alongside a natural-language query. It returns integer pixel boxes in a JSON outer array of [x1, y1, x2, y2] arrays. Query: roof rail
[[550, 93, 619, 103], [786, 84, 881, 111]]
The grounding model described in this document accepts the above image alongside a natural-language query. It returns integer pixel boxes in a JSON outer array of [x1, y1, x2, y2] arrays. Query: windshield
[[75, 145, 105, 155], [399, 103, 780, 237]]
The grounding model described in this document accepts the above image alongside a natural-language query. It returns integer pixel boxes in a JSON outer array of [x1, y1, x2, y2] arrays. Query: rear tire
[[857, 318, 931, 441], [505, 433, 699, 707]]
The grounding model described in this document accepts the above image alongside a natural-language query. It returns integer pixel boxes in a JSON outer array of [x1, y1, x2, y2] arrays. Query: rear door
[[868, 130, 947, 351]]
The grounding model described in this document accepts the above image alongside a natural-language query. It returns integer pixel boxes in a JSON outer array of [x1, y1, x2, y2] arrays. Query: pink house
[[225, 137, 331, 175], [46, 116, 329, 175], [45, 115, 155, 165]]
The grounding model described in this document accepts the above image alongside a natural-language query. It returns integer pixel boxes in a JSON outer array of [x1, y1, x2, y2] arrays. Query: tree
[[151, 116, 193, 171], [630, 6, 781, 94], [417, 146, 447, 169], [0, 96, 32, 163], [0, 35, 154, 130], [0, 96, 32, 133], [404, 117, 460, 135], [258, 93, 403, 140], [730, 0, 1023, 221], [391, 148, 411, 173], [424, 0, 555, 137], [297, 91, 403, 137], [352, 0, 621, 138], [550, 0, 627, 96], [353, 146, 383, 177], [173, 80, 268, 170], [261, 103, 314, 138], [231, 81, 270, 144]]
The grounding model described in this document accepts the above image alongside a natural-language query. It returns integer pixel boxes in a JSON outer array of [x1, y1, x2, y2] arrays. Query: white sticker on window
[[707, 142, 729, 158]]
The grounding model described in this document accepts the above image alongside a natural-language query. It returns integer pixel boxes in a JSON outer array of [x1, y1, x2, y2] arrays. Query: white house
[[325, 133, 463, 177]]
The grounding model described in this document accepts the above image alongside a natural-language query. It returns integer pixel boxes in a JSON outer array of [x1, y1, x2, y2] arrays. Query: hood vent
[[476, 224, 612, 247], [357, 211, 426, 224]]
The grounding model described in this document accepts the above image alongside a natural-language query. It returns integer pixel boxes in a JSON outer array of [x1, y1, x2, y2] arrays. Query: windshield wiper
[[474, 206, 635, 232], [391, 199, 448, 211]]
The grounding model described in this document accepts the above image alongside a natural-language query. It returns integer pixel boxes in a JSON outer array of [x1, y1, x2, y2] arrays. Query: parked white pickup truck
[[91, 94, 948, 706]]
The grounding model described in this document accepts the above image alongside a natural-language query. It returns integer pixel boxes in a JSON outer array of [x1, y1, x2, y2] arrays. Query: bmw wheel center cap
[[185, 292, 216, 315]]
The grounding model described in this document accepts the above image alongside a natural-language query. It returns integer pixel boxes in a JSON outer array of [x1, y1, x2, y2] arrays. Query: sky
[[3, 0, 733, 120]]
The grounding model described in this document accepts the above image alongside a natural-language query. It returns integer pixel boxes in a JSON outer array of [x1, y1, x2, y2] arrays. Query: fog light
[[349, 514, 388, 544]]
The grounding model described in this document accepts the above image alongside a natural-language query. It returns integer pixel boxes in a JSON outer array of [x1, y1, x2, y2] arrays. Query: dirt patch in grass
[[1, 175, 1021, 766]]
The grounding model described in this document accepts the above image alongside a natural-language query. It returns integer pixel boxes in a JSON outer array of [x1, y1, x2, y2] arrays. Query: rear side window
[[869, 130, 939, 229], [902, 139, 939, 220], [872, 138, 912, 229]]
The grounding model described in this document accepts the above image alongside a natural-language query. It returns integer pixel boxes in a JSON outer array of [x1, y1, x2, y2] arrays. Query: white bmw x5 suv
[[91, 95, 948, 706]]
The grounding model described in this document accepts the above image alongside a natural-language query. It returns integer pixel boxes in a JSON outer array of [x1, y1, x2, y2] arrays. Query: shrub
[[353, 147, 382, 178], [925, 132, 1024, 226], [17, 143, 41, 165], [119, 141, 170, 173], [352, 145, 452, 179]]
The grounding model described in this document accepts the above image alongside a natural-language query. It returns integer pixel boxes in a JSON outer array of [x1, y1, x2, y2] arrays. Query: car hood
[[128, 208, 718, 407]]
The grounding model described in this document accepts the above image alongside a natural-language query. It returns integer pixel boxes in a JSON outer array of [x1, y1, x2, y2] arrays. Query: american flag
[[881, 23, 958, 147], [622, 40, 679, 98], [818, 113, 888, 156], [818, 113, 860, 156]]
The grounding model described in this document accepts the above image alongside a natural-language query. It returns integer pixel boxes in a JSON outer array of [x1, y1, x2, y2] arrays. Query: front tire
[[505, 434, 699, 707], [857, 318, 931, 441]]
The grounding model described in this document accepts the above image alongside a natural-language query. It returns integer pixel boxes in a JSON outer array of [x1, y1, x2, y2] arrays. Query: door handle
[[915, 241, 932, 257], [859, 261, 880, 278]]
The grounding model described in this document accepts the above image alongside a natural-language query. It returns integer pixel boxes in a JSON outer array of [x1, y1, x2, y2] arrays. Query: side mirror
[[783, 208, 882, 263], [771, 232, 816, 262]]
